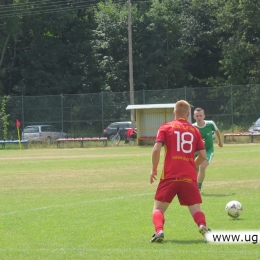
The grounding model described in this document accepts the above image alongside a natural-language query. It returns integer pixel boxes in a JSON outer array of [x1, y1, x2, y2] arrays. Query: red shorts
[[154, 178, 202, 205]]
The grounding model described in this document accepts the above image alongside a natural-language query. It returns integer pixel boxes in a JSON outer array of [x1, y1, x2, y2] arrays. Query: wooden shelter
[[126, 104, 192, 145]]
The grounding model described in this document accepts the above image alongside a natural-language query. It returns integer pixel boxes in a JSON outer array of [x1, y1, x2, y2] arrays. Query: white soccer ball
[[225, 200, 243, 218]]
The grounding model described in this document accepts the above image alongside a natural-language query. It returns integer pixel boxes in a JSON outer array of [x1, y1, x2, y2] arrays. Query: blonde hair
[[174, 100, 190, 117]]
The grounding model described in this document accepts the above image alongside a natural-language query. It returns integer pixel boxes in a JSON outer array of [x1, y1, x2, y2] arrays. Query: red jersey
[[155, 119, 205, 181]]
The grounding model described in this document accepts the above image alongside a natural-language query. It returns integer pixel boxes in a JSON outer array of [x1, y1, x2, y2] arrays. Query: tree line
[[0, 0, 260, 96]]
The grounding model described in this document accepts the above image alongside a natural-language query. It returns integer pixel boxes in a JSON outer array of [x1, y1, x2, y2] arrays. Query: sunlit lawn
[[0, 144, 259, 259]]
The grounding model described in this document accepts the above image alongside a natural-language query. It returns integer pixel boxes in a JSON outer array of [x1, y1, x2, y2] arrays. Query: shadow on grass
[[228, 218, 245, 221], [201, 193, 236, 197], [163, 239, 204, 244]]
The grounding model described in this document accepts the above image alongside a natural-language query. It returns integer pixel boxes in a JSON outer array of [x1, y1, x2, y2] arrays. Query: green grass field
[[0, 144, 260, 259]]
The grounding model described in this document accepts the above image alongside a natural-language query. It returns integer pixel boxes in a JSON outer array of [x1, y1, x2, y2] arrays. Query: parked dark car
[[248, 118, 260, 133], [22, 125, 68, 144], [103, 121, 135, 139]]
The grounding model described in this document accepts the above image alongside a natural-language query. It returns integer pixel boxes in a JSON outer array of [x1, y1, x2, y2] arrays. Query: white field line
[[1, 179, 259, 216], [0, 192, 154, 216]]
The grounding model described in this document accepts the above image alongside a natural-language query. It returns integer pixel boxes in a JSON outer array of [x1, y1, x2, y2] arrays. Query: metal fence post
[[230, 85, 234, 132], [101, 91, 104, 131], [61, 94, 64, 133], [22, 95, 24, 130]]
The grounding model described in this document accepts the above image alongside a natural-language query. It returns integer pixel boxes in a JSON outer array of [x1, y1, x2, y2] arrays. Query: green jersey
[[193, 120, 218, 150]]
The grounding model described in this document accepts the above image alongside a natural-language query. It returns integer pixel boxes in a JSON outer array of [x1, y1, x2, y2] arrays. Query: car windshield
[[255, 118, 260, 125], [41, 126, 55, 132], [24, 126, 39, 133], [109, 123, 130, 128]]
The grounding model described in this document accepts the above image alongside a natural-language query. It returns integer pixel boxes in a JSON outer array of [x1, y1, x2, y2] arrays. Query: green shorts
[[195, 147, 214, 171], [205, 147, 214, 163]]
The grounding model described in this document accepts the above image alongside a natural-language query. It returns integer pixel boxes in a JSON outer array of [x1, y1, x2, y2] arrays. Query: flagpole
[[16, 119, 22, 149], [17, 126, 21, 149]]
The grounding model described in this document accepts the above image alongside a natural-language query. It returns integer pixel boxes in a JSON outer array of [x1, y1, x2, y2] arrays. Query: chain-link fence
[[1, 85, 260, 140]]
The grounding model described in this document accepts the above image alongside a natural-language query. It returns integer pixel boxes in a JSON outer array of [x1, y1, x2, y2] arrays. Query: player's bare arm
[[150, 142, 162, 184], [215, 129, 223, 147]]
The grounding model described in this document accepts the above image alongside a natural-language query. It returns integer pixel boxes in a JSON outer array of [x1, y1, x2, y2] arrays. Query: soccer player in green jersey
[[193, 108, 223, 192]]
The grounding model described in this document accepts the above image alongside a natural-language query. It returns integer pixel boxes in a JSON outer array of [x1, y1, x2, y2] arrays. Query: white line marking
[[0, 192, 154, 216]]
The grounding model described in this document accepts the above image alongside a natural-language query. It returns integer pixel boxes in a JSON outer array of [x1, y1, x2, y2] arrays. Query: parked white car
[[248, 118, 260, 133], [22, 125, 68, 144]]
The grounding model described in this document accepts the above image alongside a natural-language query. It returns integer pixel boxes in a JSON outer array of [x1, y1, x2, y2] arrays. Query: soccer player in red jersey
[[149, 100, 210, 242]]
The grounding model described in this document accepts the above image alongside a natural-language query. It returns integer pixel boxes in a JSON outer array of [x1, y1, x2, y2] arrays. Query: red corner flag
[[16, 119, 21, 128]]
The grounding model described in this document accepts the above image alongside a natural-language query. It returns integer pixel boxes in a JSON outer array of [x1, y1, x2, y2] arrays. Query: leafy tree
[[1, 0, 260, 98], [133, 0, 189, 90], [0, 95, 10, 140], [214, 0, 260, 85], [0, 0, 23, 95], [93, 1, 129, 92], [14, 9, 96, 95], [179, 0, 223, 87]]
